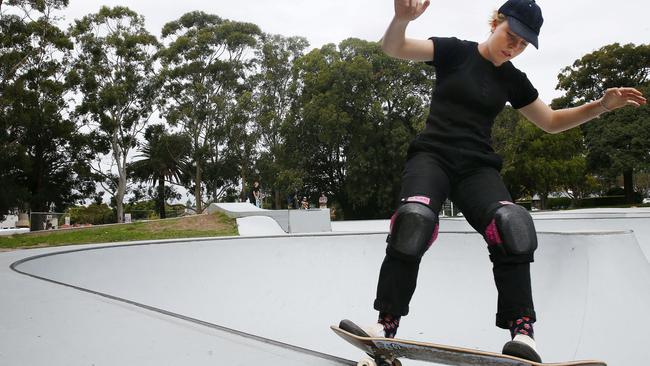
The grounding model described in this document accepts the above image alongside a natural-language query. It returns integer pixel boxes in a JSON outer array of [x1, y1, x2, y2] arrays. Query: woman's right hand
[[394, 0, 430, 22]]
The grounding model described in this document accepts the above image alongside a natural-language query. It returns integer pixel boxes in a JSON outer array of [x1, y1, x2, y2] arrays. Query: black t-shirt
[[251, 186, 260, 200], [410, 36, 538, 172]]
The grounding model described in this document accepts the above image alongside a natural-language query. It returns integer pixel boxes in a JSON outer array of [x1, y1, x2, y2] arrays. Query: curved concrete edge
[[7, 230, 650, 366], [1, 244, 354, 366], [5, 228, 638, 264], [7, 228, 637, 261], [8, 264, 354, 365], [334, 214, 650, 264]]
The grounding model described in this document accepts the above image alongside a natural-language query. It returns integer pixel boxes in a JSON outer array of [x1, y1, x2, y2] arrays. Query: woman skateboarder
[[349, 0, 647, 363]]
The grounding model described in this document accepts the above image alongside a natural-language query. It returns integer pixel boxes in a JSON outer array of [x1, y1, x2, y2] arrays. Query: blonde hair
[[489, 11, 508, 28]]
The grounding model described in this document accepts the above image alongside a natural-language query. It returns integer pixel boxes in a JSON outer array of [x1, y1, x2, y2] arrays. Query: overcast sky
[[59, 0, 649, 103]]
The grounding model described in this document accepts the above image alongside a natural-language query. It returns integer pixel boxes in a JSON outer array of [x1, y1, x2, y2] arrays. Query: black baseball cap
[[498, 0, 543, 49]]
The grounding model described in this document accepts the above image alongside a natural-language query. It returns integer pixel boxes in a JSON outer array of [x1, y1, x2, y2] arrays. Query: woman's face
[[488, 20, 529, 65]]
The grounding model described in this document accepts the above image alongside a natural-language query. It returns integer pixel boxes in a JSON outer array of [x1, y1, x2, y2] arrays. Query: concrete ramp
[[236, 216, 287, 236], [209, 202, 332, 234], [212, 202, 263, 213], [8, 230, 650, 365]]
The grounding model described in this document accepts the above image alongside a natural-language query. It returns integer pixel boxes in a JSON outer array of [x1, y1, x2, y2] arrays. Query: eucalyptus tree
[[158, 11, 261, 213], [492, 108, 587, 209], [68, 6, 160, 222], [554, 43, 650, 203], [287, 39, 434, 218], [0, 0, 94, 221], [252, 34, 309, 207]]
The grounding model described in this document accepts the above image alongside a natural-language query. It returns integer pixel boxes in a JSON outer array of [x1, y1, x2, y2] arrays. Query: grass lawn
[[0, 212, 238, 251]]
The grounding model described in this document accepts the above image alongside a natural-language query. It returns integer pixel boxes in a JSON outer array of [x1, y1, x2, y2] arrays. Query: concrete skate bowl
[[332, 209, 650, 264], [10, 230, 650, 366], [529, 210, 650, 263]]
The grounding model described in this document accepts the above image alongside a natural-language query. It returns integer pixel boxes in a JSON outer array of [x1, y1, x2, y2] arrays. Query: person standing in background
[[319, 192, 328, 209], [252, 181, 261, 208]]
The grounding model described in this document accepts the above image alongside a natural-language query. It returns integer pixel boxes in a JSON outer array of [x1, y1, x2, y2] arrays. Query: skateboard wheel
[[357, 357, 376, 366]]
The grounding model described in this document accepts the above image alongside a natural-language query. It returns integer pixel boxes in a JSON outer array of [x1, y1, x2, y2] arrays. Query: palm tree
[[129, 124, 191, 219]]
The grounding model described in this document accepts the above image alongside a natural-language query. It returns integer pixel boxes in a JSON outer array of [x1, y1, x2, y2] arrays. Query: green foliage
[[554, 43, 650, 203], [0, 212, 238, 250], [251, 34, 310, 208], [68, 6, 160, 223], [0, 0, 94, 220], [68, 203, 114, 225], [493, 107, 588, 208], [284, 38, 434, 218], [4, 1, 69, 12], [556, 43, 650, 106], [5, 4, 649, 221], [123, 199, 185, 220], [158, 11, 262, 212], [128, 124, 191, 218], [579, 195, 642, 207], [582, 84, 650, 177]]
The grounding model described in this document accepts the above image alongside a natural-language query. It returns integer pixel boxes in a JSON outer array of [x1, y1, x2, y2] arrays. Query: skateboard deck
[[331, 324, 607, 366]]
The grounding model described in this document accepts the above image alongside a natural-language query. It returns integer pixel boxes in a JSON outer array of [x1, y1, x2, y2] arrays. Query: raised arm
[[518, 87, 647, 134], [381, 0, 434, 62]]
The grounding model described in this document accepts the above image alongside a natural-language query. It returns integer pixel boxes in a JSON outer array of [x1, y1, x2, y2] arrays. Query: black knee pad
[[386, 202, 439, 262], [484, 202, 537, 262]]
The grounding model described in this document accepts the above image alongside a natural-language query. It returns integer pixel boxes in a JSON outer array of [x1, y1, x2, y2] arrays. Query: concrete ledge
[[208, 203, 332, 234], [0, 228, 30, 236]]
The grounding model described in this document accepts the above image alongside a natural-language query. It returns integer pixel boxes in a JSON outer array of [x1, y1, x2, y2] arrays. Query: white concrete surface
[[329, 208, 650, 263], [212, 202, 264, 213], [0, 228, 29, 236], [3, 209, 650, 366], [3, 228, 650, 365], [0, 240, 353, 366], [236, 216, 287, 236], [210, 202, 332, 234]]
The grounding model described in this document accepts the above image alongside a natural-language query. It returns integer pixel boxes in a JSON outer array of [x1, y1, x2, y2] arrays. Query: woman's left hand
[[600, 87, 647, 112]]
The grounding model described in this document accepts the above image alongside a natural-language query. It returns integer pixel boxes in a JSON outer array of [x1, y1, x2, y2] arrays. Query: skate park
[[1, 204, 650, 365]]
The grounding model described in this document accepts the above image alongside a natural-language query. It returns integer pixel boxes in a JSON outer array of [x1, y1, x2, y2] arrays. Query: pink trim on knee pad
[[427, 223, 440, 250], [485, 218, 503, 246], [485, 201, 513, 246], [406, 196, 431, 205]]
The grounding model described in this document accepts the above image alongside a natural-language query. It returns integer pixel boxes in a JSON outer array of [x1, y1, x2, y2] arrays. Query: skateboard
[[332, 321, 607, 366]]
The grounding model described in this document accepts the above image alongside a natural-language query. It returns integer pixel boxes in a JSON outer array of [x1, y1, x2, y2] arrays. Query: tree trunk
[[624, 169, 635, 204], [116, 173, 126, 223], [240, 171, 247, 202], [539, 193, 548, 210], [158, 176, 166, 219], [113, 129, 126, 224], [195, 163, 202, 213]]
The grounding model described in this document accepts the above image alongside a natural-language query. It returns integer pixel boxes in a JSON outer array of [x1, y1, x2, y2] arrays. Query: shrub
[[68, 204, 115, 225]]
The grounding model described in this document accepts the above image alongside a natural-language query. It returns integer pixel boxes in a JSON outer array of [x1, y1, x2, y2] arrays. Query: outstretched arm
[[381, 0, 434, 61], [519, 87, 647, 134]]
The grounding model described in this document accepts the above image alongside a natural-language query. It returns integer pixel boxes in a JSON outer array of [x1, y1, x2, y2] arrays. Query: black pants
[[373, 152, 536, 329]]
